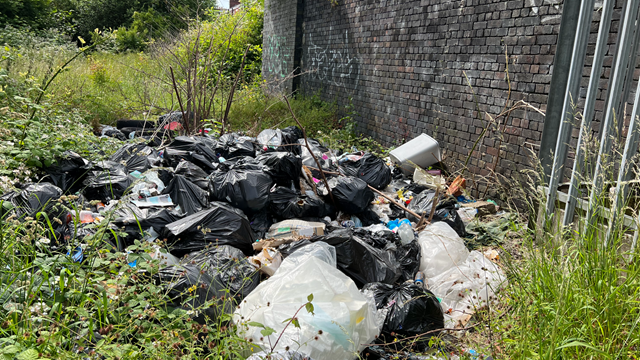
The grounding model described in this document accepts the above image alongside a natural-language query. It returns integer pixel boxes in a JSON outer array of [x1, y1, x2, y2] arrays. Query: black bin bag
[[269, 187, 335, 220], [256, 152, 302, 188], [313, 228, 400, 287], [215, 133, 256, 159], [161, 175, 209, 216], [322, 176, 375, 214], [44, 151, 90, 193], [82, 161, 134, 202], [164, 201, 257, 257], [175, 160, 209, 190], [362, 282, 444, 349], [109, 143, 161, 173], [208, 165, 273, 215], [183, 245, 259, 300], [356, 153, 392, 190]]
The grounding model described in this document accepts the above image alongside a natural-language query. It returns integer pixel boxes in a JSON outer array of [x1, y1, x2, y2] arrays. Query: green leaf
[[16, 349, 39, 360], [260, 327, 276, 337], [75, 307, 89, 318], [305, 302, 314, 315], [247, 321, 265, 328], [555, 341, 610, 357], [307, 293, 313, 302], [1, 345, 20, 355], [291, 318, 300, 329]]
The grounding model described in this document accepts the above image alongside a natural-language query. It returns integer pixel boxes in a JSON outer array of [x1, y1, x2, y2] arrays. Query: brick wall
[[263, 0, 640, 195], [263, 0, 299, 93]]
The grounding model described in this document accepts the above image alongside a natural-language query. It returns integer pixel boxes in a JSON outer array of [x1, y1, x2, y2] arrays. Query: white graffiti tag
[[306, 30, 361, 89]]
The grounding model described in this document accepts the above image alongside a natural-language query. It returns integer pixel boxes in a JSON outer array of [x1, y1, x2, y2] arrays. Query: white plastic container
[[389, 133, 442, 175]]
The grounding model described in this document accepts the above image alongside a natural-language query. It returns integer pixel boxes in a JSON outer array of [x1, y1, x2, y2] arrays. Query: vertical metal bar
[[562, 0, 616, 226], [544, 0, 596, 217], [539, 0, 583, 182], [606, 62, 640, 243], [616, 7, 640, 138], [586, 0, 640, 227]]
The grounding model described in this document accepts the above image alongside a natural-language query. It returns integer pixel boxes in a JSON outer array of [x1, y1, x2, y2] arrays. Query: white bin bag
[[234, 243, 381, 360], [428, 251, 507, 328], [417, 222, 470, 278]]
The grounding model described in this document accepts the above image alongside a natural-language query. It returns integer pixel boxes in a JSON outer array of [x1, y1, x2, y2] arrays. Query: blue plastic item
[[67, 246, 84, 263]]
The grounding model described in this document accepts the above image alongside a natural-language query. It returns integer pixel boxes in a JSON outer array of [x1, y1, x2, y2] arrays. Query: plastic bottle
[[414, 271, 425, 288], [96, 202, 105, 212], [398, 221, 414, 244]]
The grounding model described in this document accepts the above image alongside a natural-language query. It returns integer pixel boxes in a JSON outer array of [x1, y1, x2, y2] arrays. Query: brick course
[[263, 0, 640, 194]]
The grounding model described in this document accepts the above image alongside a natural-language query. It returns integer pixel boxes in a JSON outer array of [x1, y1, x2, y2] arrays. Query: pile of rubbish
[[0, 118, 508, 360]]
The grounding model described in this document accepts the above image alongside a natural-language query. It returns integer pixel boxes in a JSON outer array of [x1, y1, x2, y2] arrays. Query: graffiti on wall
[[264, 35, 291, 78], [306, 30, 361, 89]]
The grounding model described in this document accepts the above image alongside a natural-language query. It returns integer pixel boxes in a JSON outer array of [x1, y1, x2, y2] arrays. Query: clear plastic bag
[[234, 243, 380, 360], [417, 222, 469, 278]]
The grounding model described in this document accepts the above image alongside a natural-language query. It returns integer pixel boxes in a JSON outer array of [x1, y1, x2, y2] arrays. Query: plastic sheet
[[298, 138, 331, 169], [164, 201, 257, 256], [314, 228, 401, 286], [257, 129, 283, 149], [417, 222, 469, 278], [428, 251, 507, 328], [234, 243, 381, 360], [161, 175, 209, 216], [209, 165, 273, 215], [362, 282, 444, 343], [433, 205, 467, 238], [269, 187, 335, 220]]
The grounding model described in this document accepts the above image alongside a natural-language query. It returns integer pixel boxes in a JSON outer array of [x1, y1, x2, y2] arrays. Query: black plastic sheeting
[[269, 187, 335, 220], [163, 148, 192, 168], [82, 161, 134, 202], [161, 175, 209, 216], [433, 205, 467, 238], [256, 152, 302, 189], [324, 176, 375, 215], [312, 228, 400, 287], [208, 164, 273, 215], [44, 151, 90, 193], [164, 201, 257, 257], [363, 282, 444, 347], [175, 160, 209, 189], [215, 133, 255, 159]]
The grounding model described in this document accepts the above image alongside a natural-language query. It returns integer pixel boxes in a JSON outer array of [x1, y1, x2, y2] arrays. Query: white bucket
[[389, 133, 442, 175]]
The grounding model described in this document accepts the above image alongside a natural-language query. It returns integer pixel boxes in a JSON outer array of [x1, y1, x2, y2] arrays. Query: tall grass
[[496, 157, 640, 359]]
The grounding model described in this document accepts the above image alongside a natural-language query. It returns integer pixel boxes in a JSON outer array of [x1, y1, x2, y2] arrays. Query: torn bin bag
[[325, 177, 375, 215], [269, 187, 335, 220], [362, 282, 444, 342], [0, 183, 64, 219], [314, 228, 400, 286], [208, 166, 273, 215], [164, 201, 257, 256], [161, 175, 209, 216], [183, 245, 259, 300]]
